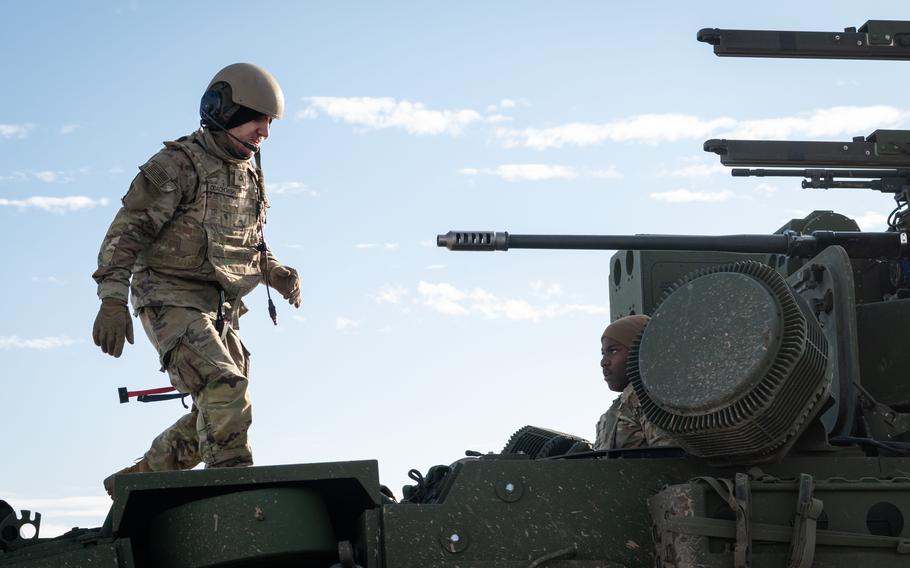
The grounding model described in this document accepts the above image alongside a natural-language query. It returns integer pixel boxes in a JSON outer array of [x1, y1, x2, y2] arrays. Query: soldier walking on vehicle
[[92, 63, 301, 494]]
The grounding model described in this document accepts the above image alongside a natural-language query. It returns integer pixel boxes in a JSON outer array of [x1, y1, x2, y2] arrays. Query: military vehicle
[[6, 20, 910, 567]]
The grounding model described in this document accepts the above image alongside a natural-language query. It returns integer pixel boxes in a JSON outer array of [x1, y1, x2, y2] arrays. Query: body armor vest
[[137, 132, 266, 299]]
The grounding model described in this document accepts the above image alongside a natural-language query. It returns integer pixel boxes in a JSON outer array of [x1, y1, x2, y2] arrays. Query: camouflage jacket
[[93, 128, 278, 315], [593, 384, 674, 450]]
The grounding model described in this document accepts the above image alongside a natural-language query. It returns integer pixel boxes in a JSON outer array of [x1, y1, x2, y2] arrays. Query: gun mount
[[698, 20, 910, 60], [705, 130, 910, 169], [705, 131, 910, 232]]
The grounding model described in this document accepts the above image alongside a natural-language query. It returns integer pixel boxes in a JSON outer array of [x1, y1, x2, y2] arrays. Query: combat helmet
[[200, 63, 285, 129]]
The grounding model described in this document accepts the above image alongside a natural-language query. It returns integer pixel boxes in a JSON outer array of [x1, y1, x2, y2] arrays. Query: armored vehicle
[[6, 21, 910, 567]]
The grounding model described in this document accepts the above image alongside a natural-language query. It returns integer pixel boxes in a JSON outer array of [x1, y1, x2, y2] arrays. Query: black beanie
[[225, 105, 266, 129]]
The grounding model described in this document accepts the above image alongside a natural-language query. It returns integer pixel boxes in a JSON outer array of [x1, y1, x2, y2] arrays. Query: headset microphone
[[235, 135, 258, 153], [201, 108, 259, 153]]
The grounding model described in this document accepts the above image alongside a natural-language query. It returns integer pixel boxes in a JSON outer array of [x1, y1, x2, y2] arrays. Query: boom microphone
[[201, 109, 258, 153]]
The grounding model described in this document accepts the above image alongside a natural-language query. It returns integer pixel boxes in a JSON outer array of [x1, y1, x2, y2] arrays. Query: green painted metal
[[607, 249, 765, 320], [145, 488, 336, 567]]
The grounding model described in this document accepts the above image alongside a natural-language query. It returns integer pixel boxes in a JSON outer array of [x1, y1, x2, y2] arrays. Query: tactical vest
[[137, 133, 266, 299]]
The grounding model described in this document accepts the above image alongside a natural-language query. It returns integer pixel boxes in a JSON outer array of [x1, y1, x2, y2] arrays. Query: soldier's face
[[227, 115, 271, 157], [601, 336, 629, 392]]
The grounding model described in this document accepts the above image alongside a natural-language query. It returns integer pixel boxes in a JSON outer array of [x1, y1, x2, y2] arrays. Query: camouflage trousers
[[138, 306, 252, 471]]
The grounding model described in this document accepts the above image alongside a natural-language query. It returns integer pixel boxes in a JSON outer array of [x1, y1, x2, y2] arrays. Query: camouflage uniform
[[594, 384, 673, 450], [93, 127, 278, 470]]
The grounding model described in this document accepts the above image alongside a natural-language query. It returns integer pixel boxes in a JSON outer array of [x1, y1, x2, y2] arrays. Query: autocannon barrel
[[436, 230, 906, 259]]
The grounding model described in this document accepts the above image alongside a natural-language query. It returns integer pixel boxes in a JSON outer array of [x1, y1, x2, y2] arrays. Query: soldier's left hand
[[269, 264, 301, 308]]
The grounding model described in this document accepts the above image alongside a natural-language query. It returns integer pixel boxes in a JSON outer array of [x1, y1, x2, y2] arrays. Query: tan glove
[[92, 298, 134, 357], [269, 265, 301, 308]]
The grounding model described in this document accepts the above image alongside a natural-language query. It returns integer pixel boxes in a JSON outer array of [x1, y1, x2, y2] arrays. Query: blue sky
[[3, 1, 908, 535]]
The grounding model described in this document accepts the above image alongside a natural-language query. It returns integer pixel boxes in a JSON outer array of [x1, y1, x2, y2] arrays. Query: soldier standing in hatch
[[593, 315, 672, 450], [92, 63, 301, 493]]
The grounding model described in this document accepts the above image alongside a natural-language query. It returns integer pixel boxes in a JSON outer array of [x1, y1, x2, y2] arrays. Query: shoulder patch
[[138, 147, 194, 193], [140, 160, 172, 189]]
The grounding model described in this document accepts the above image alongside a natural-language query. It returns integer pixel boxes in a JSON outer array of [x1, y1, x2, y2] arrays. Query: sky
[[2, 1, 909, 537]]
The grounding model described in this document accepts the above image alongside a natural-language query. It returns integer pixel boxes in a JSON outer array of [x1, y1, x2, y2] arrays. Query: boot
[[103, 457, 152, 497]]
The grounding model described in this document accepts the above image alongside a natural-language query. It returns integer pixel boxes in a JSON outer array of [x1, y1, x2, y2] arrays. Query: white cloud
[[531, 280, 562, 299], [417, 281, 469, 315], [108, 166, 125, 174], [0, 170, 74, 184], [485, 114, 513, 124], [0, 172, 27, 183], [375, 285, 408, 304], [729, 105, 907, 139], [31, 276, 65, 285], [0, 196, 109, 213], [60, 124, 79, 135], [661, 162, 729, 178], [336, 317, 361, 331], [416, 281, 608, 322], [292, 315, 307, 323], [590, 166, 623, 179], [0, 336, 79, 349], [297, 96, 483, 135], [487, 98, 529, 112], [0, 123, 34, 139], [460, 163, 622, 182], [354, 242, 399, 250], [753, 183, 778, 195], [492, 164, 578, 182], [269, 181, 318, 196], [426, 264, 446, 270], [33, 170, 61, 183], [487, 99, 515, 113], [496, 114, 737, 149], [649, 189, 733, 203], [495, 164, 577, 182], [852, 211, 889, 231], [496, 105, 910, 149]]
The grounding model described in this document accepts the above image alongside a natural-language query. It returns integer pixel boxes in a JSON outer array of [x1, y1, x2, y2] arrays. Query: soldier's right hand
[[92, 298, 134, 357]]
